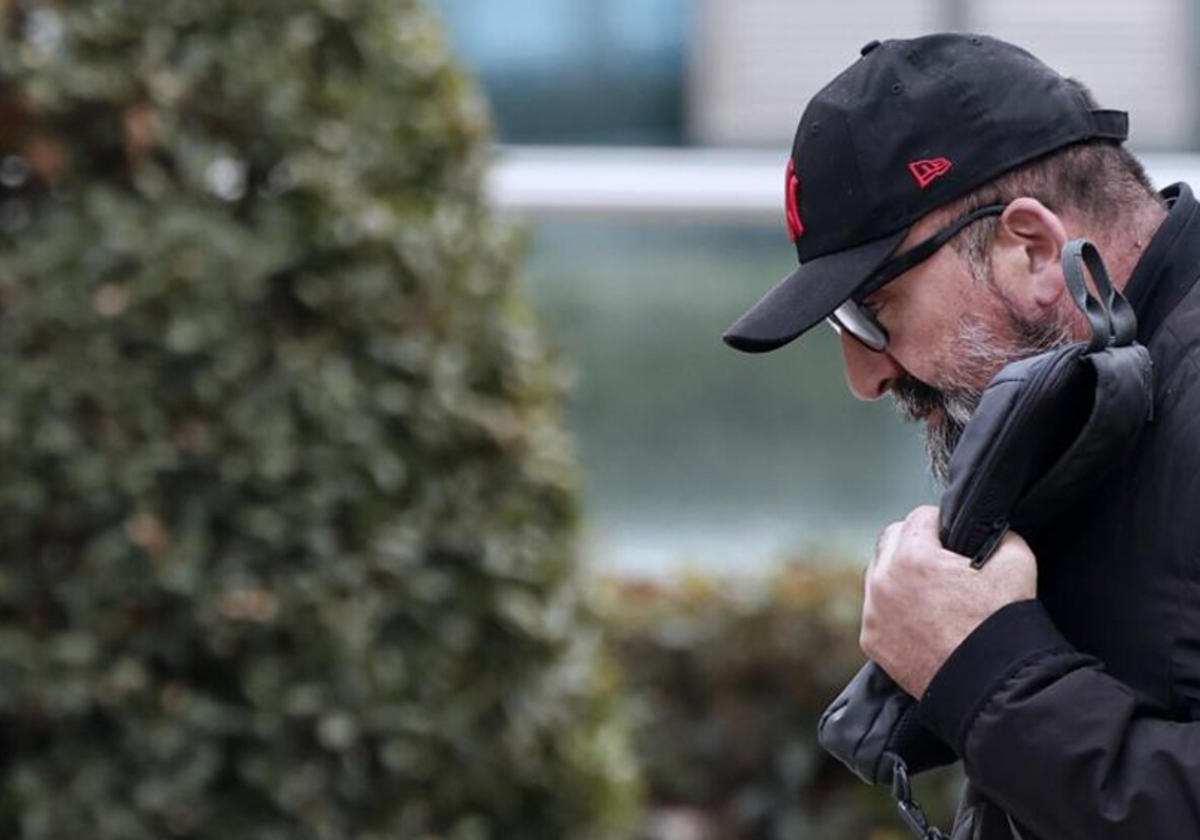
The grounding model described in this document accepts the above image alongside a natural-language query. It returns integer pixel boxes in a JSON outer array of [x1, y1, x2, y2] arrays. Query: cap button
[[860, 39, 882, 56]]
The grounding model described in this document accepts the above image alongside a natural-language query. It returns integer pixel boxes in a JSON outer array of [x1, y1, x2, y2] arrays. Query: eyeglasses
[[827, 203, 1008, 352]]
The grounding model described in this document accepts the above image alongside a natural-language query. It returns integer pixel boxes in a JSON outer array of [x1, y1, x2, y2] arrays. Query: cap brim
[[722, 228, 908, 353]]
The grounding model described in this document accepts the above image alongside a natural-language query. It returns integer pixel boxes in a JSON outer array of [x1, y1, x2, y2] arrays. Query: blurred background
[[3, 3, 1198, 839], [430, 0, 1200, 576]]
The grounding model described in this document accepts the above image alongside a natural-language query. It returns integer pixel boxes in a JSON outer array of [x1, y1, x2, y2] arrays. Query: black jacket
[[917, 182, 1200, 840]]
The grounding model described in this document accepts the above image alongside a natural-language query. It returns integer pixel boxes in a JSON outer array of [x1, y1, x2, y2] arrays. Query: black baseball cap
[[722, 33, 1129, 353]]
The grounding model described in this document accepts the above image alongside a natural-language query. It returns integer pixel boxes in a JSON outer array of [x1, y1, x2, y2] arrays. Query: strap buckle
[[889, 755, 950, 840]]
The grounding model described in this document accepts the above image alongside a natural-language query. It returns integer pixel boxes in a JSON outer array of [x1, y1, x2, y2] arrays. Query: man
[[724, 33, 1200, 839]]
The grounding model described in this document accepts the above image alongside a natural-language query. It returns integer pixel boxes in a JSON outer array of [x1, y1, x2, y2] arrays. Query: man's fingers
[[900, 505, 943, 550], [905, 504, 941, 527], [860, 511, 1040, 697], [870, 507, 943, 581]]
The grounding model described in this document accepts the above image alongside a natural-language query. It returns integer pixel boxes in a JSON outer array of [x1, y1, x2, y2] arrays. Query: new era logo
[[908, 157, 952, 189]]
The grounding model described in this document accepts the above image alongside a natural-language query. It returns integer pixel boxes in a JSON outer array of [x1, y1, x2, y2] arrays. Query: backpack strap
[[1062, 239, 1139, 350]]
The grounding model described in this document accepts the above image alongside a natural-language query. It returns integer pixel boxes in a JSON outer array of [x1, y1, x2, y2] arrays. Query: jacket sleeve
[[917, 599, 1200, 840]]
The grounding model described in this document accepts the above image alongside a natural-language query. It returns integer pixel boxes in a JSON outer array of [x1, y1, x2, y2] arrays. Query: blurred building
[[429, 0, 1200, 574], [430, 0, 690, 145], [692, 0, 1197, 149], [433, 0, 1199, 151]]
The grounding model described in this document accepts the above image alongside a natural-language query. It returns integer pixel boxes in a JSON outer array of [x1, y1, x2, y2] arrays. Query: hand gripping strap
[[817, 240, 1153, 791]]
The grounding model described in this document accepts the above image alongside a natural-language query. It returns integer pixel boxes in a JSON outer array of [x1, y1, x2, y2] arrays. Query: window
[[430, 0, 689, 145]]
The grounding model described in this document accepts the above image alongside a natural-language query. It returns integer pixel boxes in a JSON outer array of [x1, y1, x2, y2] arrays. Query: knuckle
[[892, 541, 918, 570], [875, 523, 897, 556], [859, 627, 874, 657], [863, 561, 879, 587], [863, 564, 892, 602], [907, 505, 936, 524]]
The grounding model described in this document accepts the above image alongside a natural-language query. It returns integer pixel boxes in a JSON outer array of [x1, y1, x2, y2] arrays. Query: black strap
[[856, 205, 1007, 299], [1062, 239, 1138, 351], [1090, 109, 1130, 141]]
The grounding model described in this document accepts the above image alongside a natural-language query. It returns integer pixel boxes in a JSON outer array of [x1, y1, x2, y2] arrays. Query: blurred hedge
[[598, 562, 962, 840], [0, 1, 638, 838]]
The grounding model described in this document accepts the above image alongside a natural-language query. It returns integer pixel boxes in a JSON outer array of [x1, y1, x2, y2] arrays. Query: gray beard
[[891, 305, 1076, 486], [892, 376, 979, 486]]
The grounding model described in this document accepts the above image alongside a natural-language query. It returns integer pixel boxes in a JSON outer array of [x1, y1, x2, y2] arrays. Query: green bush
[[599, 562, 961, 840], [0, 1, 638, 837]]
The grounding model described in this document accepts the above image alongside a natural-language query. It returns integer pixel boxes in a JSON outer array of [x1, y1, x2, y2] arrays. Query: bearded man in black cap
[[725, 33, 1200, 839]]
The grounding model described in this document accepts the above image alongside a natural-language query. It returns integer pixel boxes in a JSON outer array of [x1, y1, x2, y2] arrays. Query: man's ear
[[991, 197, 1070, 311]]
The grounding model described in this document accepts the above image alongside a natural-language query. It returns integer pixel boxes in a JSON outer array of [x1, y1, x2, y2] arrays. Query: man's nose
[[840, 331, 905, 400]]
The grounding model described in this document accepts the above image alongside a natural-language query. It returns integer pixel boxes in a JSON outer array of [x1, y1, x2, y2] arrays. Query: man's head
[[723, 33, 1165, 481]]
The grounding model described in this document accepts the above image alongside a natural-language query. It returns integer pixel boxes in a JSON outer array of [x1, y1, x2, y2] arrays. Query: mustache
[[890, 375, 980, 425], [891, 375, 943, 424]]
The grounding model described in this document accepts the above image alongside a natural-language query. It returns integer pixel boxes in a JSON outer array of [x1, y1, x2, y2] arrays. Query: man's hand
[[860, 505, 1038, 697]]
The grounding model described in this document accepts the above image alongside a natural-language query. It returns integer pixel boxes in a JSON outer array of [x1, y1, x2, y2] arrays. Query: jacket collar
[[1123, 182, 1200, 342]]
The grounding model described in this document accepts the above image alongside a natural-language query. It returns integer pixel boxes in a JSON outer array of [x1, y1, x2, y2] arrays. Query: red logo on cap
[[908, 158, 952, 189], [785, 159, 805, 240]]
